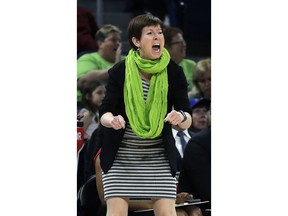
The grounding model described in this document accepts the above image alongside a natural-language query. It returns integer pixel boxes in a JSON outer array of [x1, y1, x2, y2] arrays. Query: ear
[[97, 40, 103, 48], [85, 93, 91, 101], [132, 37, 140, 48]]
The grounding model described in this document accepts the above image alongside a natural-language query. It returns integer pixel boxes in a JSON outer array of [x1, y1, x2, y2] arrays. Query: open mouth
[[152, 44, 160, 52]]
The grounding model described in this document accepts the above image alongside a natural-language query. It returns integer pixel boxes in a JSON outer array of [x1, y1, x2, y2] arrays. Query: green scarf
[[124, 48, 170, 138]]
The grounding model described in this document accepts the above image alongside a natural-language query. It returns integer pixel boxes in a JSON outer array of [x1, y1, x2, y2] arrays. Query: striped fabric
[[102, 79, 176, 200]]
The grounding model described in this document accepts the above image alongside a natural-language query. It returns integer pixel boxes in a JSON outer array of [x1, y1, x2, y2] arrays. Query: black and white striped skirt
[[102, 123, 177, 200]]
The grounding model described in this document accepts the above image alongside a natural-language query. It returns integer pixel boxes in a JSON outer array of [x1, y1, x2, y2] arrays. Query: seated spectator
[[78, 81, 105, 140], [77, 24, 124, 105], [178, 126, 211, 212], [164, 26, 197, 92], [171, 98, 210, 174], [188, 58, 211, 99], [77, 5, 99, 54], [188, 98, 210, 135], [171, 98, 210, 216]]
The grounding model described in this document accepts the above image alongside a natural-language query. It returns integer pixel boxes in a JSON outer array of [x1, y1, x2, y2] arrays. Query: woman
[[188, 58, 211, 100], [98, 14, 192, 216]]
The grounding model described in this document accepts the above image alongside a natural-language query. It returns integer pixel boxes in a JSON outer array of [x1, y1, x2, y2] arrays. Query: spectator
[[188, 58, 211, 99], [98, 14, 192, 215], [188, 98, 210, 135], [171, 100, 210, 216], [164, 26, 197, 93], [178, 126, 211, 211], [77, 24, 124, 110], [171, 98, 210, 181], [78, 81, 105, 140], [77, 5, 99, 54]]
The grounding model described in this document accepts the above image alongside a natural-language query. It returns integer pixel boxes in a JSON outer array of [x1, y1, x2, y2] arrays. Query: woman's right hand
[[100, 112, 126, 130], [110, 115, 126, 130]]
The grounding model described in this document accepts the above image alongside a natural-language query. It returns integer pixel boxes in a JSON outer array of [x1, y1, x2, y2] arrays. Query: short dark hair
[[127, 14, 165, 50]]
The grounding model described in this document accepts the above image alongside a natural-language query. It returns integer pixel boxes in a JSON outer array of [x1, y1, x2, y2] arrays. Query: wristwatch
[[178, 110, 187, 123]]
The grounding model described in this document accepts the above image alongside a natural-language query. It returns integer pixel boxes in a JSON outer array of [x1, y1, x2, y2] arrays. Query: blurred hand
[[115, 43, 122, 63], [176, 192, 193, 204], [110, 114, 126, 130]]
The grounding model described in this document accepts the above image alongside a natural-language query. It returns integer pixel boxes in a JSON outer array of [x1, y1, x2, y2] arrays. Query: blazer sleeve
[[99, 61, 126, 119], [167, 61, 191, 114]]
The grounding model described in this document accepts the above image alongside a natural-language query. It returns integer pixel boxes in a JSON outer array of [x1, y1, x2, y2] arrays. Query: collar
[[172, 128, 192, 139]]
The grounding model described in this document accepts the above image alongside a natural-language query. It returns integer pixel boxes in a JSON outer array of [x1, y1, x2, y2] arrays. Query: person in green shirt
[[164, 26, 197, 93], [77, 24, 124, 104]]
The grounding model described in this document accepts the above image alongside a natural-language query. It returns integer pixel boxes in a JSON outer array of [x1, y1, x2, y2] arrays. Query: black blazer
[[178, 126, 211, 209], [99, 59, 191, 176]]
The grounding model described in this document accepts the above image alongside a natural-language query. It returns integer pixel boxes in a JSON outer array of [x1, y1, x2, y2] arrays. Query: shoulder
[[108, 59, 126, 77], [166, 60, 183, 75], [81, 109, 93, 118], [187, 127, 211, 152], [78, 108, 89, 115], [167, 59, 181, 70], [78, 52, 98, 61], [167, 60, 186, 82], [180, 59, 197, 67]]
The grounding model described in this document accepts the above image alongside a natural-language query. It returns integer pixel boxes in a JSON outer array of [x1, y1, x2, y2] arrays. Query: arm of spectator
[[82, 111, 93, 139], [77, 68, 111, 90]]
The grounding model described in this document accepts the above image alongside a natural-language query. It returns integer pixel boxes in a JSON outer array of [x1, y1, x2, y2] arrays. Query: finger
[[164, 113, 172, 122], [117, 115, 126, 129], [120, 120, 125, 129]]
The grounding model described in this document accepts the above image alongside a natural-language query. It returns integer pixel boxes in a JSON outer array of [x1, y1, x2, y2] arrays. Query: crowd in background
[[77, 3, 211, 216]]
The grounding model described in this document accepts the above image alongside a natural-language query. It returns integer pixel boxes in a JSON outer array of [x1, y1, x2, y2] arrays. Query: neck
[[139, 71, 152, 81]]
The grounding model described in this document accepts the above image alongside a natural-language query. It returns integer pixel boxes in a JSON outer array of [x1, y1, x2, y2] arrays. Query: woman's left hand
[[164, 110, 184, 125]]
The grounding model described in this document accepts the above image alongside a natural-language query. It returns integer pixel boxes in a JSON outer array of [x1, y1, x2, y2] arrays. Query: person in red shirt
[[77, 5, 99, 54]]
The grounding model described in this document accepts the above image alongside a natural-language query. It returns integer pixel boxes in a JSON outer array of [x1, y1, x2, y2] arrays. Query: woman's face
[[99, 32, 122, 62], [191, 107, 209, 130], [198, 73, 211, 98], [133, 24, 164, 60]]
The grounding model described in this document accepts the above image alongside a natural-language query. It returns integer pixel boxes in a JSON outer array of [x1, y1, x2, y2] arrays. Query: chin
[[152, 53, 162, 60]]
